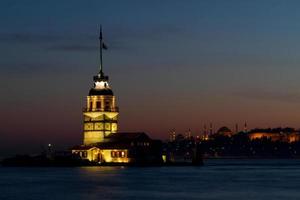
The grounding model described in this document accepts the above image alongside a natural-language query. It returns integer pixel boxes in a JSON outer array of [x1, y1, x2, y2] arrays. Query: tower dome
[[89, 78, 114, 95], [89, 88, 113, 96], [89, 70, 114, 96]]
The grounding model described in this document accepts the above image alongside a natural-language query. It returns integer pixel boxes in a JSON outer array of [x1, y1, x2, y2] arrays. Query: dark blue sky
[[2, 0, 300, 156]]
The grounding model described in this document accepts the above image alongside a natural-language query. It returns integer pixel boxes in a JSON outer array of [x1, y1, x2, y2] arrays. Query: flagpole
[[99, 25, 103, 75]]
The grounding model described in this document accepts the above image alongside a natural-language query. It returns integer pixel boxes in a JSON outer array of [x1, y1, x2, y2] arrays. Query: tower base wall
[[83, 131, 104, 145]]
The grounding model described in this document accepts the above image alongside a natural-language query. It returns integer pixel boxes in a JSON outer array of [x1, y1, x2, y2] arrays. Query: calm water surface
[[1, 159, 300, 200]]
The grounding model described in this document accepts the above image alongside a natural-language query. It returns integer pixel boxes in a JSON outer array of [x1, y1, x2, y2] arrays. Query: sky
[[2, 0, 300, 156]]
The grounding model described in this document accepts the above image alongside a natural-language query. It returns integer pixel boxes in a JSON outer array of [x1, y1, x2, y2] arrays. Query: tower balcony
[[83, 107, 119, 112]]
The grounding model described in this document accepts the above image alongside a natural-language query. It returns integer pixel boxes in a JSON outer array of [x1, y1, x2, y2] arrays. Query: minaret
[[185, 129, 191, 139], [244, 122, 248, 133], [82, 27, 119, 145], [204, 124, 207, 139], [235, 123, 239, 133]]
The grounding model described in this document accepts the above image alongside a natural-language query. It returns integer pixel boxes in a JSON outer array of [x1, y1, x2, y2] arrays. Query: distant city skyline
[[2, 0, 300, 156]]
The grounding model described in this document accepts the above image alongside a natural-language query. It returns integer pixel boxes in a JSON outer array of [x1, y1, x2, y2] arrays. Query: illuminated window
[[96, 101, 101, 109], [111, 151, 126, 158], [111, 151, 116, 158], [105, 101, 110, 110]]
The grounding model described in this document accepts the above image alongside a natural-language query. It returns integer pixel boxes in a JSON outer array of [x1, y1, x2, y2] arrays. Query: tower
[[83, 27, 119, 145]]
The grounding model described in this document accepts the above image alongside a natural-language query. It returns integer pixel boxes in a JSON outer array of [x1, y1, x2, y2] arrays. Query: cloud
[[109, 24, 184, 41], [0, 59, 79, 75], [233, 88, 300, 104], [47, 44, 97, 52], [0, 24, 185, 54], [0, 32, 100, 52], [0, 33, 65, 44], [1, 62, 55, 74], [46, 25, 182, 53]]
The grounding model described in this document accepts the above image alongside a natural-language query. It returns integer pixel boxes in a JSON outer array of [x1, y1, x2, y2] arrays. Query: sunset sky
[[2, 0, 300, 156]]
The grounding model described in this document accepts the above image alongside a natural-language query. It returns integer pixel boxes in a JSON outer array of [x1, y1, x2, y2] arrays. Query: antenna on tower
[[99, 25, 103, 76], [94, 25, 108, 82]]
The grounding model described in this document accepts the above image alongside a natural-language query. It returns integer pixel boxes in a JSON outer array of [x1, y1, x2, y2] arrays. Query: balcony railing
[[83, 107, 119, 112]]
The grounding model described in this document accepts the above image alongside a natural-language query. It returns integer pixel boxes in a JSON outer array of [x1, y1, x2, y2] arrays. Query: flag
[[102, 43, 108, 50]]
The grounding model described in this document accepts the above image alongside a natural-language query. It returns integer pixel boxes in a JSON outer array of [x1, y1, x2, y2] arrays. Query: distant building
[[185, 129, 192, 139], [169, 130, 176, 142], [247, 128, 300, 143], [216, 126, 233, 137]]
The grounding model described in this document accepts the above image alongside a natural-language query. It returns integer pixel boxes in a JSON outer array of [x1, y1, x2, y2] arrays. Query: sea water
[[1, 159, 300, 200]]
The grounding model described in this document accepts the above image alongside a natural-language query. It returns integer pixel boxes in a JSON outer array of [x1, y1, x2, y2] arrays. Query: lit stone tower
[[83, 27, 119, 145]]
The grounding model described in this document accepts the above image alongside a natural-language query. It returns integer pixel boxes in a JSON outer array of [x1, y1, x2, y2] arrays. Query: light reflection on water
[[1, 159, 300, 200]]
